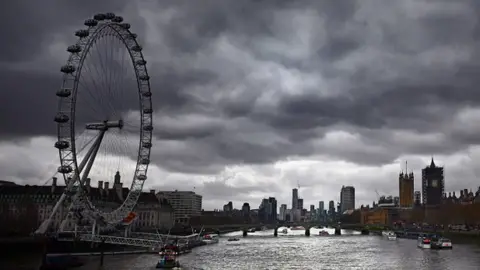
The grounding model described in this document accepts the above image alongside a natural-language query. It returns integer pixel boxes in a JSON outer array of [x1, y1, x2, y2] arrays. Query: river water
[[75, 227, 480, 270]]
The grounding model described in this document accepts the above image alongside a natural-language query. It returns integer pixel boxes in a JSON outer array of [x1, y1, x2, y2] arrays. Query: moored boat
[[156, 248, 180, 269], [290, 226, 305, 231], [431, 237, 452, 249], [202, 234, 219, 244], [387, 234, 397, 241], [385, 232, 396, 240], [417, 236, 431, 249], [382, 231, 393, 236]]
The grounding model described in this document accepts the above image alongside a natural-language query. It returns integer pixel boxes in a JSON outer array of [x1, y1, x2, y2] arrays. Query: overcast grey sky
[[1, 0, 480, 210]]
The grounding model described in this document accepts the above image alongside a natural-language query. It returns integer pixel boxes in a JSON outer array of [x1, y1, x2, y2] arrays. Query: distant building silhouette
[[0, 175, 174, 236], [421, 158, 445, 206], [292, 188, 298, 210], [340, 186, 355, 212], [328, 200, 335, 216], [399, 170, 414, 207]]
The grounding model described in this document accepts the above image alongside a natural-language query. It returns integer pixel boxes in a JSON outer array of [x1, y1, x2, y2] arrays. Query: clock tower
[[421, 157, 445, 206]]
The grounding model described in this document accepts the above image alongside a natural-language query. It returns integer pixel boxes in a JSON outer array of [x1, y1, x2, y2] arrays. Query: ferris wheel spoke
[[93, 33, 118, 117], [81, 48, 111, 117], [120, 121, 139, 156], [113, 41, 129, 115], [106, 35, 118, 110], [78, 64, 108, 117], [82, 41, 114, 113]]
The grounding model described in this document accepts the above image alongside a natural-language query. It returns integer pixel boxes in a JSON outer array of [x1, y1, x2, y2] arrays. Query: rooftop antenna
[[406, 160, 408, 174], [297, 179, 300, 190]]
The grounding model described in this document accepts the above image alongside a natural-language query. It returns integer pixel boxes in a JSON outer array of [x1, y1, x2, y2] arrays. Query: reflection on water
[[6, 228, 480, 269]]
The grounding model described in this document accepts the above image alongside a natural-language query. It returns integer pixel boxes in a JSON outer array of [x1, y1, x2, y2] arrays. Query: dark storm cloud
[[0, 0, 146, 139], [149, 65, 216, 112], [0, 70, 57, 139], [2, 0, 480, 175], [0, 0, 132, 63]]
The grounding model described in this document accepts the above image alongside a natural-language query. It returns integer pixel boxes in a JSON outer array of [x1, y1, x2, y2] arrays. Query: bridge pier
[[273, 227, 278, 237], [305, 227, 310, 237], [99, 238, 105, 267], [335, 226, 341, 235]]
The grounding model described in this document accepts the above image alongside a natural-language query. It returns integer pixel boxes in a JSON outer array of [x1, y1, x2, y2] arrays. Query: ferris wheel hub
[[85, 120, 124, 130]]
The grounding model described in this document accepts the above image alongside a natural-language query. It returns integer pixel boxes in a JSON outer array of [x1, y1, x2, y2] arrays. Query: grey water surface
[[77, 228, 480, 270]]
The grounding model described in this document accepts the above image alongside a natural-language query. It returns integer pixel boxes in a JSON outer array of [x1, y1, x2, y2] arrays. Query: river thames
[[4, 228, 480, 269], [74, 228, 480, 270]]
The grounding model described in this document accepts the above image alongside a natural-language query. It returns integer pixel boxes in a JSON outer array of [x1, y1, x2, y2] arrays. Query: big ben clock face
[[431, 179, 438, 187]]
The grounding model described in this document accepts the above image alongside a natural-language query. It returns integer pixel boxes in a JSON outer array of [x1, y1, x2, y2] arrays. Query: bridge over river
[[194, 222, 378, 235]]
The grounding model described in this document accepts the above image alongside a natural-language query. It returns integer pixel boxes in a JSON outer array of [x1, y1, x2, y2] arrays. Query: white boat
[[382, 231, 396, 240], [202, 234, 219, 245], [417, 236, 431, 249], [386, 232, 396, 241], [431, 237, 453, 249], [382, 230, 392, 236]]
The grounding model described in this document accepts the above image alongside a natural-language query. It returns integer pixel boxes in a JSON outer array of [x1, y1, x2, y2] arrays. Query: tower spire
[[114, 171, 121, 184], [406, 160, 408, 173], [430, 156, 436, 168]]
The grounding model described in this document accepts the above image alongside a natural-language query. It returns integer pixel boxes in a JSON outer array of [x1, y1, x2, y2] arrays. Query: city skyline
[[2, 158, 476, 211], [2, 1, 480, 211]]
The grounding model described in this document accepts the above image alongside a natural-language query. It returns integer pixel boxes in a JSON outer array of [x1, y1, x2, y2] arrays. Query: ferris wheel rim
[[54, 13, 153, 228]]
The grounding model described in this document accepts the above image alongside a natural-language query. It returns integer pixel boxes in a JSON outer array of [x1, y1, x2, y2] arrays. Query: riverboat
[[156, 248, 180, 269], [202, 234, 219, 244], [384, 232, 396, 241], [381, 231, 392, 236], [431, 237, 452, 249], [417, 236, 431, 249]]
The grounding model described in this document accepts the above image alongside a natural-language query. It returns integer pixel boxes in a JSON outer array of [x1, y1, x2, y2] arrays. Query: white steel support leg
[[38, 121, 122, 235], [36, 135, 102, 235], [60, 130, 106, 232], [92, 221, 96, 237], [78, 130, 105, 191]]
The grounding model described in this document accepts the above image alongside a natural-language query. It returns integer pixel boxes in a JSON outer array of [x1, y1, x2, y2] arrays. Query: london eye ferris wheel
[[36, 12, 153, 234]]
